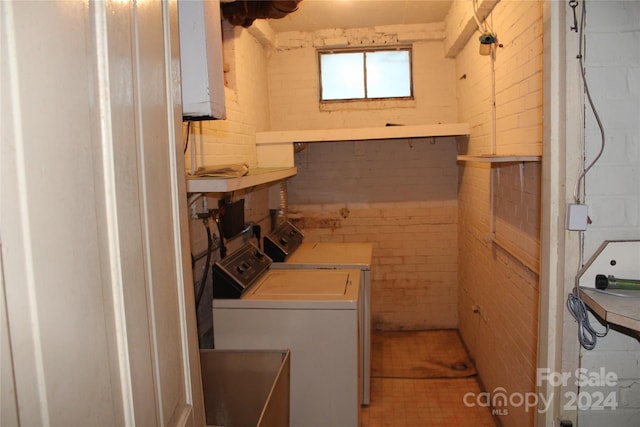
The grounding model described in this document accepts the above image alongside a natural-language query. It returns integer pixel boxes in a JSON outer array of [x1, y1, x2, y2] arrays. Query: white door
[[0, 1, 203, 426]]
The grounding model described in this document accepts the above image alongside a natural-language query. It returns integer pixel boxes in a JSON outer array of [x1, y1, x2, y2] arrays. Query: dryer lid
[[286, 242, 373, 267]]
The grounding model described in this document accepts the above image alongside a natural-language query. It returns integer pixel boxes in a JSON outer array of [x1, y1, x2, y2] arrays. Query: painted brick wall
[[268, 29, 460, 329], [453, 0, 543, 426], [494, 162, 542, 270], [269, 25, 458, 130], [287, 139, 459, 329], [579, 1, 640, 425], [184, 22, 271, 170]]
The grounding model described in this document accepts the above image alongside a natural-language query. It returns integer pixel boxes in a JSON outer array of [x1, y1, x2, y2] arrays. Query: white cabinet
[[178, 0, 226, 120]]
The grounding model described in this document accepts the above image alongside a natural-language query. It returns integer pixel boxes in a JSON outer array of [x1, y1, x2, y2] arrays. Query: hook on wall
[[569, 0, 579, 32]]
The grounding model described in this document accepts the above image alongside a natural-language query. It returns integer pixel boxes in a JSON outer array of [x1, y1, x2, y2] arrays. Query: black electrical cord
[[215, 213, 227, 259], [253, 224, 262, 249], [183, 121, 192, 154], [195, 217, 213, 308]]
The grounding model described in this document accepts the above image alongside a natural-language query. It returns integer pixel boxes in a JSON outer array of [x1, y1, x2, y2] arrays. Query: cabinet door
[[0, 1, 203, 426]]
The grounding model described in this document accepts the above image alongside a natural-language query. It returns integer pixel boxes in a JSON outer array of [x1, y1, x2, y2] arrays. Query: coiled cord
[[566, 289, 609, 350]]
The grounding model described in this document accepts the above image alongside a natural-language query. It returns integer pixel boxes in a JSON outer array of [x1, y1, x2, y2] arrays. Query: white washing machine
[[264, 221, 373, 405], [212, 244, 361, 427]]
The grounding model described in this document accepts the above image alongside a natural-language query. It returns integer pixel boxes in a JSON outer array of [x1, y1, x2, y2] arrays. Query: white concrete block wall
[[582, 0, 640, 252], [579, 1, 640, 425], [454, 0, 542, 426]]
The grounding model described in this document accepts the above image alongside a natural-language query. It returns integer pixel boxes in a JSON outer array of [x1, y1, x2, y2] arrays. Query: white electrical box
[[566, 203, 588, 231], [178, 0, 226, 120]]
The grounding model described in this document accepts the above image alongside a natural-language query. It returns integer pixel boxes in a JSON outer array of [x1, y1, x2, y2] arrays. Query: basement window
[[319, 48, 413, 102]]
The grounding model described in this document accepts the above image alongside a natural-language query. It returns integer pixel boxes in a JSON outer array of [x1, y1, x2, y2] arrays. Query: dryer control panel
[[264, 220, 304, 262], [213, 243, 272, 298]]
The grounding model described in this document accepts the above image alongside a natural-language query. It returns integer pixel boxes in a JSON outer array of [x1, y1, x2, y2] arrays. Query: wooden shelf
[[255, 123, 470, 145], [186, 167, 297, 193], [579, 288, 640, 332], [457, 155, 541, 163]]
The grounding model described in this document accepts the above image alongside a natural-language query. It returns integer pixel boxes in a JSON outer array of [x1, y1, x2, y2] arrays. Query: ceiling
[[266, 0, 455, 33]]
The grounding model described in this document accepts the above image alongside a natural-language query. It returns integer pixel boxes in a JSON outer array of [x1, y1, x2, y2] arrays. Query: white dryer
[[212, 243, 361, 427], [264, 221, 373, 405]]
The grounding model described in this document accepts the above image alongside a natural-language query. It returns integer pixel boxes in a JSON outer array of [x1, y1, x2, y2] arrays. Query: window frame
[[317, 46, 414, 103]]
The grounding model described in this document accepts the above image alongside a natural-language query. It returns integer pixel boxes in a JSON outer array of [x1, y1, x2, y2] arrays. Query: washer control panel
[[213, 243, 272, 298]]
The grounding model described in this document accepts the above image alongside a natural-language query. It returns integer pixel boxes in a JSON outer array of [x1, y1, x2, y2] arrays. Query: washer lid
[[245, 269, 360, 303]]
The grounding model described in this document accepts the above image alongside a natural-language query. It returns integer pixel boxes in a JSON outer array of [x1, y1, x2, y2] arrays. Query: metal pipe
[[275, 180, 288, 226], [596, 274, 640, 290]]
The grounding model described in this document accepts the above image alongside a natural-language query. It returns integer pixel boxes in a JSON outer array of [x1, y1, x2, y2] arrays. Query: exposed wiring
[[469, 0, 500, 245], [215, 213, 227, 259], [472, 0, 498, 54], [572, 0, 606, 204], [253, 224, 262, 250], [567, 0, 609, 350], [195, 215, 214, 308], [472, 0, 491, 34], [188, 192, 204, 206], [183, 120, 192, 154], [192, 237, 221, 264]]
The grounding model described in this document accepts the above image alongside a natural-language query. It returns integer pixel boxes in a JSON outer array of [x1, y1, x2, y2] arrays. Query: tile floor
[[360, 330, 496, 427]]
